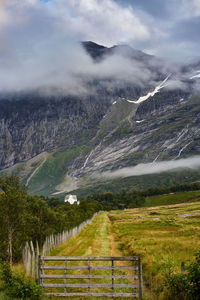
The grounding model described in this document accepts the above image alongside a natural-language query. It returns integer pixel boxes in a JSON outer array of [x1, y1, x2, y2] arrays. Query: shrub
[[163, 273, 189, 300], [163, 251, 200, 300], [187, 251, 200, 299], [0, 260, 42, 299]]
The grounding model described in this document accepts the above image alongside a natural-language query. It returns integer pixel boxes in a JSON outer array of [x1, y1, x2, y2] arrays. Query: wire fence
[[22, 213, 98, 280]]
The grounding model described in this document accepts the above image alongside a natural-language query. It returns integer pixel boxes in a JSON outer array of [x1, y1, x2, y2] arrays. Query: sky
[[0, 0, 199, 92], [37, 0, 200, 61]]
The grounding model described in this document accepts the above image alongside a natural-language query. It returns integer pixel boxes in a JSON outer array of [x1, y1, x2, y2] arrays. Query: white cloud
[[63, 0, 151, 45], [179, 0, 200, 18], [0, 0, 158, 93], [188, 0, 200, 16], [100, 156, 200, 178], [0, 0, 198, 93]]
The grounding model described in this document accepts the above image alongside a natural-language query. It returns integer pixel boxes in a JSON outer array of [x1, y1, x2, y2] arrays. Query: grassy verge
[[109, 201, 200, 299]]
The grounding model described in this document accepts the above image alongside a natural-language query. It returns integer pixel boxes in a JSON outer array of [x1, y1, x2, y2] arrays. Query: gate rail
[[39, 256, 143, 299]]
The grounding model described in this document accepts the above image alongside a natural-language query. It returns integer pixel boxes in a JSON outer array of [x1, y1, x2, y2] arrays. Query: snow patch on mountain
[[126, 75, 170, 104], [190, 70, 200, 79]]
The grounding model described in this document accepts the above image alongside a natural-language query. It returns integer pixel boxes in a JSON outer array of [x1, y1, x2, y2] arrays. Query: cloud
[[100, 156, 200, 178], [0, 0, 199, 94], [0, 0, 157, 93], [180, 0, 200, 18], [0, 0, 166, 94], [63, 0, 151, 46]]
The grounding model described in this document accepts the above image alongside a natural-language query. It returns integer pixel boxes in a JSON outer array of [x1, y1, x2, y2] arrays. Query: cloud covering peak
[[0, 0, 199, 93]]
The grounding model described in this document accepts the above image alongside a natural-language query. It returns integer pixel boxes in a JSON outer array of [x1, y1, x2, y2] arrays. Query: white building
[[64, 194, 80, 205]]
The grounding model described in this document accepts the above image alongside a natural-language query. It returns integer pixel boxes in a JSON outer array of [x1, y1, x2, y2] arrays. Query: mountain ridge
[[1, 41, 200, 197]]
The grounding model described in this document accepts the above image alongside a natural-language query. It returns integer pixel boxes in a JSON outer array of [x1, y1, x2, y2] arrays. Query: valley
[[1, 1, 200, 299], [42, 198, 200, 299]]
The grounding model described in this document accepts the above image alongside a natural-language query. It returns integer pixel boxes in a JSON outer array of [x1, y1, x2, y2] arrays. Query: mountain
[[0, 91, 110, 169], [0, 41, 200, 197]]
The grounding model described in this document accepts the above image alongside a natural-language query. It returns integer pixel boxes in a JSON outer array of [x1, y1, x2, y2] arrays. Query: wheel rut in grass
[[45, 212, 134, 299]]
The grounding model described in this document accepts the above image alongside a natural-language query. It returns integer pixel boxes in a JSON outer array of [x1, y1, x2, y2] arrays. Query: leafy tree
[[26, 195, 57, 246], [0, 176, 27, 265]]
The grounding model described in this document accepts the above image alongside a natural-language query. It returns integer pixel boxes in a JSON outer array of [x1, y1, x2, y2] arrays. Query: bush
[[187, 251, 200, 299], [0, 260, 42, 299], [163, 251, 200, 300], [163, 273, 189, 300]]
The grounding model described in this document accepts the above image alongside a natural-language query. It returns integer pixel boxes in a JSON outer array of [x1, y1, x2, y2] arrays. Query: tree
[[26, 195, 57, 246], [0, 176, 27, 265]]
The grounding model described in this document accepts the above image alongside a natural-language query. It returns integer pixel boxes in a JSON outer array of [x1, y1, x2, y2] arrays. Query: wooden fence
[[22, 213, 97, 279], [39, 256, 143, 299]]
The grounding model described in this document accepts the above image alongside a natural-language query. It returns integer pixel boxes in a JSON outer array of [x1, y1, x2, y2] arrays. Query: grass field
[[44, 213, 137, 299], [143, 190, 200, 207], [42, 200, 200, 299], [109, 201, 200, 299], [2, 196, 200, 299]]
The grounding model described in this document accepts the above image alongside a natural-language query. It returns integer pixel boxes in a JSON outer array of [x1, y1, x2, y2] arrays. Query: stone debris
[[178, 212, 200, 218], [134, 216, 142, 220]]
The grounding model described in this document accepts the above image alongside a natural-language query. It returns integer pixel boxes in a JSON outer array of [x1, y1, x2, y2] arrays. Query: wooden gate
[[39, 256, 143, 298]]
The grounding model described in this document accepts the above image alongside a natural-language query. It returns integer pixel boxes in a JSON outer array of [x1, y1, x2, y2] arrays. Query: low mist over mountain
[[1, 0, 200, 197], [1, 41, 200, 197]]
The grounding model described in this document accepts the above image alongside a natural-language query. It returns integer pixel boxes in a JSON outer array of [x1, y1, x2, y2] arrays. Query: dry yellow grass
[[45, 213, 133, 300], [40, 201, 200, 299], [109, 201, 200, 299]]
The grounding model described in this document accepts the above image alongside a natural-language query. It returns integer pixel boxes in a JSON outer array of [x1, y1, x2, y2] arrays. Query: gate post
[[38, 255, 41, 285], [35, 242, 40, 283], [138, 257, 143, 300]]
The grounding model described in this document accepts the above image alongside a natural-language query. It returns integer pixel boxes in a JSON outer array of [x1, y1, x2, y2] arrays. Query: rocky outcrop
[[0, 92, 110, 169], [67, 94, 200, 184]]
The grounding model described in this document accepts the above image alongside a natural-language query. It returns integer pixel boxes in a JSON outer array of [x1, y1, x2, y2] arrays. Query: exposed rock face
[[0, 92, 110, 169], [1, 41, 200, 196], [69, 94, 200, 182], [0, 42, 161, 170]]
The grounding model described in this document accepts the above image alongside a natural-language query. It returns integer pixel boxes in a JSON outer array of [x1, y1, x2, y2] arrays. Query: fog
[[0, 0, 199, 96], [0, 0, 153, 94], [100, 156, 200, 178]]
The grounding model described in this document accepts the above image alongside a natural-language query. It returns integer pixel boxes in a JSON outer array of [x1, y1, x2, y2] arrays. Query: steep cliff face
[[0, 92, 110, 169], [66, 94, 200, 184], [0, 42, 161, 170], [1, 42, 200, 196]]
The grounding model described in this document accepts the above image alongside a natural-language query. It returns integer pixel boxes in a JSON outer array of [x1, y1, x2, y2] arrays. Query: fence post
[[138, 257, 143, 300], [30, 241, 35, 277], [35, 241, 40, 283], [26, 242, 31, 275], [38, 255, 41, 285]]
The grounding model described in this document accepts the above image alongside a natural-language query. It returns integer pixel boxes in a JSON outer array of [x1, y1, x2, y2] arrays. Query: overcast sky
[[0, 0, 199, 92], [1, 0, 200, 60]]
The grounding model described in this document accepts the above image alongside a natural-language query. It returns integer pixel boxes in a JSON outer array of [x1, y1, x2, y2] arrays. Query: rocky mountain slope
[[0, 91, 110, 169], [1, 42, 200, 197]]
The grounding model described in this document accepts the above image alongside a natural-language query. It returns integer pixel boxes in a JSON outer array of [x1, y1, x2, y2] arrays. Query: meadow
[[41, 198, 200, 299], [1, 190, 200, 299], [143, 190, 200, 207], [109, 201, 200, 298]]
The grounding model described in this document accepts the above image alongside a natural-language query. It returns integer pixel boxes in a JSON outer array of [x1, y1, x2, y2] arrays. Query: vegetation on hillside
[[84, 182, 200, 210], [73, 168, 200, 199], [0, 176, 102, 265]]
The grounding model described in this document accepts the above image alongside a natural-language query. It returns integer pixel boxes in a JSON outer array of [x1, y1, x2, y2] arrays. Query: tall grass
[[109, 201, 200, 299]]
